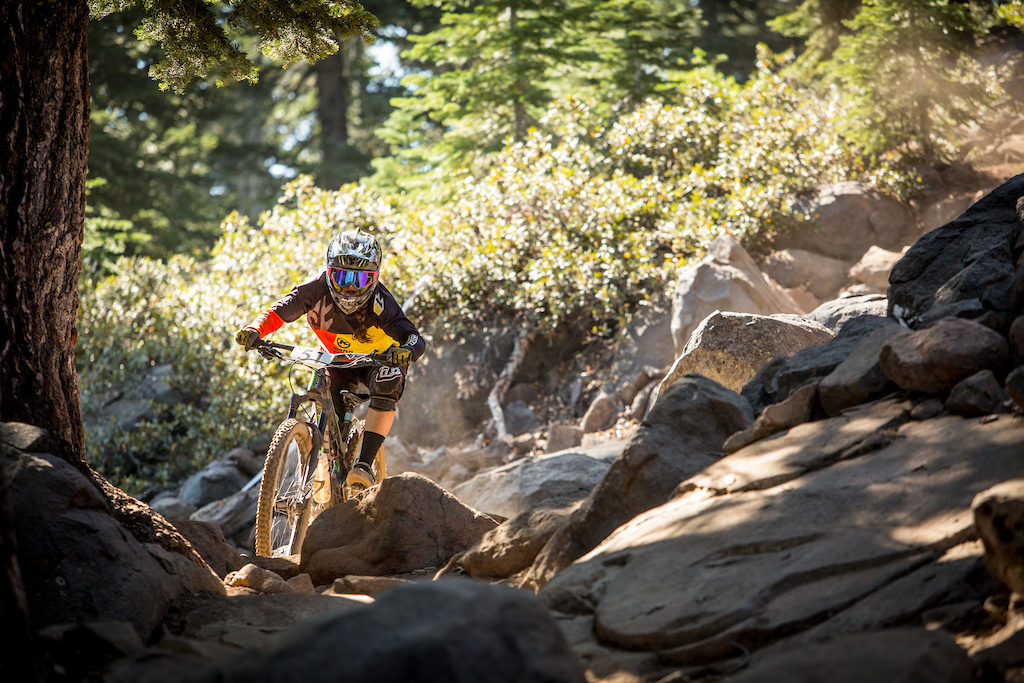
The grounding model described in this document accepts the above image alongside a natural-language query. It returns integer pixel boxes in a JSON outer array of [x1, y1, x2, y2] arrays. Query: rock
[[1010, 316, 1024, 364], [459, 504, 577, 579], [669, 235, 804, 353], [1007, 366, 1024, 409], [730, 628, 972, 683], [660, 311, 833, 395], [806, 293, 889, 333], [184, 580, 587, 683], [879, 317, 1011, 394], [970, 610, 1024, 676], [222, 448, 262, 478], [742, 314, 895, 414], [888, 173, 1023, 327], [171, 520, 245, 579], [761, 248, 851, 301], [546, 423, 583, 453], [973, 480, 1024, 595], [692, 398, 910, 495], [190, 486, 258, 544], [286, 573, 316, 594], [818, 323, 904, 416], [382, 435, 418, 475], [945, 370, 1008, 416], [332, 575, 409, 595], [504, 400, 541, 435], [300, 473, 498, 584], [910, 398, 945, 420], [539, 413, 1024, 662], [615, 366, 662, 406], [179, 460, 249, 508], [225, 564, 292, 594], [6, 449, 223, 640], [580, 391, 618, 433], [451, 449, 613, 520], [848, 245, 905, 291], [723, 382, 819, 452], [776, 181, 916, 261], [522, 376, 753, 590], [149, 495, 197, 521]]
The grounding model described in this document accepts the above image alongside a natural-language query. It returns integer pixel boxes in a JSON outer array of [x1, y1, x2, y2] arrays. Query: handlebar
[[250, 339, 388, 370]]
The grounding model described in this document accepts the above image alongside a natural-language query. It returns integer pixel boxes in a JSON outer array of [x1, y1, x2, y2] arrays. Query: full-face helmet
[[325, 230, 382, 313]]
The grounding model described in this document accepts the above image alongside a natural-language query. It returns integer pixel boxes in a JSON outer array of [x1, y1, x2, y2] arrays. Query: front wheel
[[255, 418, 317, 557]]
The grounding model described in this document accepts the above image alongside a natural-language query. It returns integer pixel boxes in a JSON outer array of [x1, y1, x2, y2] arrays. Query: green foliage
[[88, 0, 379, 93]]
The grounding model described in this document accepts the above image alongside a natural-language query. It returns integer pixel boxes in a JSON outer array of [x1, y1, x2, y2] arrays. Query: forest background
[[79, 0, 1024, 493]]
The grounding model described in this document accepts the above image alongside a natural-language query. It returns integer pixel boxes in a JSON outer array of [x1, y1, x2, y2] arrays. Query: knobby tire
[[255, 418, 317, 557]]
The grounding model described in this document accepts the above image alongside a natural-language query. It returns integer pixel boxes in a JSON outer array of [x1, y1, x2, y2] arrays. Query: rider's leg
[[356, 407, 394, 468], [347, 367, 404, 488]]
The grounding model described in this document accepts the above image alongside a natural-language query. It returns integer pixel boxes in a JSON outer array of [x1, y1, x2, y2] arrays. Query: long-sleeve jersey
[[247, 271, 426, 360]]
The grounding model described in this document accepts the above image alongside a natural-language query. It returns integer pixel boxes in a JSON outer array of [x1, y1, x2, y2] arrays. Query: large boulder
[[299, 473, 498, 584], [3, 426, 223, 640], [730, 628, 972, 683], [742, 314, 896, 414], [521, 376, 753, 590], [539, 412, 1024, 666], [669, 235, 804, 352], [773, 181, 917, 262], [182, 580, 587, 683], [761, 248, 851, 302], [451, 449, 615, 520], [888, 172, 1024, 328], [878, 317, 1011, 394], [659, 311, 833, 396], [458, 504, 578, 580]]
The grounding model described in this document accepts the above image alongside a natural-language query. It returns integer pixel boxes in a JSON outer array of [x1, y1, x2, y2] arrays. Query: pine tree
[[374, 0, 586, 187]]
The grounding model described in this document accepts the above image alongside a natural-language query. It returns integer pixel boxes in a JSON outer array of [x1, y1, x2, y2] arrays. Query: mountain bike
[[248, 339, 388, 557]]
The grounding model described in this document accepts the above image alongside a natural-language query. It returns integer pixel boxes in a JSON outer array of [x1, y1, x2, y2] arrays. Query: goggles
[[327, 266, 378, 294]]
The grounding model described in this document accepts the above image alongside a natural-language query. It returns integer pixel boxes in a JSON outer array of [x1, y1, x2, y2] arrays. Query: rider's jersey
[[248, 271, 426, 360]]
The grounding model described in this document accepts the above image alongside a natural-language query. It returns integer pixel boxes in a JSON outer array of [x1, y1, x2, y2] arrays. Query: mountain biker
[[234, 229, 425, 491]]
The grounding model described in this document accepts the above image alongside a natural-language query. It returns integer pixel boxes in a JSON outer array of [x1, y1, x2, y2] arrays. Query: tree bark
[[317, 46, 352, 189], [0, 0, 90, 463]]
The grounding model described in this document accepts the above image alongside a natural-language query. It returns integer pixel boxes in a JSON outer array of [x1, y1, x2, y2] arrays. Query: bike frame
[[259, 341, 377, 503]]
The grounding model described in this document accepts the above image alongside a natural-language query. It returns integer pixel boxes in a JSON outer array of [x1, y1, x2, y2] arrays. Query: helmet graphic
[[325, 230, 382, 314]]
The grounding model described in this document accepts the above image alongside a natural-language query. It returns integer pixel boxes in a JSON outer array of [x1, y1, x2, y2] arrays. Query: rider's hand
[[235, 327, 261, 350], [383, 345, 411, 366]]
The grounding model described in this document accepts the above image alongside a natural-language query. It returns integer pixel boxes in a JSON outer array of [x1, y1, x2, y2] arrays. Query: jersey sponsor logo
[[373, 291, 384, 316], [375, 365, 403, 381]]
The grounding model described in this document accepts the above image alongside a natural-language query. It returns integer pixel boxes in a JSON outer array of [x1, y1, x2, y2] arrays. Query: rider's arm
[[246, 309, 285, 338], [375, 286, 426, 362]]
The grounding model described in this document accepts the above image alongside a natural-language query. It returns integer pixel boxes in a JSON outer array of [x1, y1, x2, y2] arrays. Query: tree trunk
[[0, 0, 90, 463], [317, 48, 352, 188]]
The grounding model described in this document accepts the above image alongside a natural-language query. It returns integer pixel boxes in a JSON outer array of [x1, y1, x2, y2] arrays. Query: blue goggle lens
[[328, 266, 377, 292]]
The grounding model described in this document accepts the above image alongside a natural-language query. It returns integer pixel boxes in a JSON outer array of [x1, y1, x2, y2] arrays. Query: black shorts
[[327, 364, 406, 411]]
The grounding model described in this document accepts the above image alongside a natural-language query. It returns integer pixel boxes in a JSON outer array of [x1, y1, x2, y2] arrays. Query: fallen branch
[[487, 323, 535, 444]]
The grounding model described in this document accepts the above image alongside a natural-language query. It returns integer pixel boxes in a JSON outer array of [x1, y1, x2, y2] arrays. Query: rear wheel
[[255, 418, 317, 557], [342, 420, 386, 500]]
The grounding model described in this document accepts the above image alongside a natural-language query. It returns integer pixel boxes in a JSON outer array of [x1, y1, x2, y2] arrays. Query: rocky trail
[[6, 154, 1024, 681]]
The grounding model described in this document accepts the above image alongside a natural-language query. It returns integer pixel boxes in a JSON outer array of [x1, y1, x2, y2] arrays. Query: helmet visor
[[328, 266, 378, 296]]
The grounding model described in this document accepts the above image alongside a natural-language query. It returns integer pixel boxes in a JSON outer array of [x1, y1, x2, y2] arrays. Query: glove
[[235, 327, 261, 350], [383, 345, 411, 366]]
